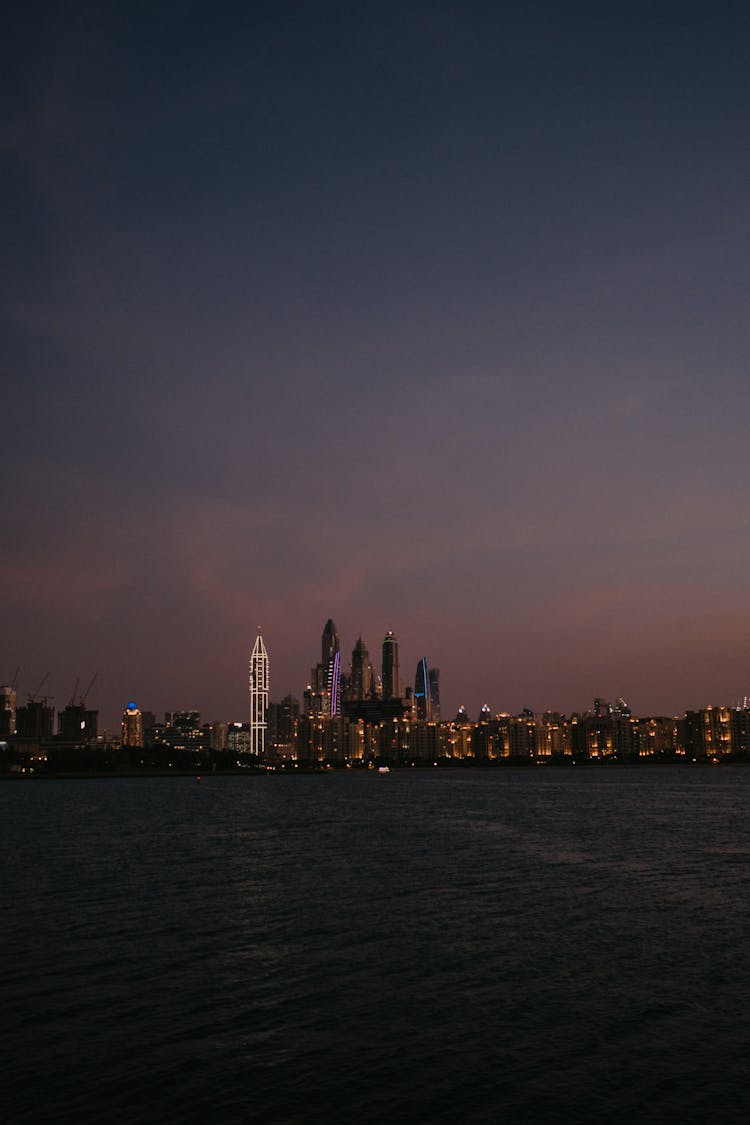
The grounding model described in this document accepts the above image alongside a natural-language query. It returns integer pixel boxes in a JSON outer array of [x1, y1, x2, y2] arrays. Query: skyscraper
[[414, 660, 440, 721], [350, 636, 372, 700], [249, 632, 269, 757], [382, 630, 400, 701], [414, 657, 431, 721], [428, 667, 441, 721], [317, 619, 341, 717], [322, 618, 339, 667]]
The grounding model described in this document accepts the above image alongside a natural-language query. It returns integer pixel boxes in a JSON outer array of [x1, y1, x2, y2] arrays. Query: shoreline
[[2, 758, 746, 780]]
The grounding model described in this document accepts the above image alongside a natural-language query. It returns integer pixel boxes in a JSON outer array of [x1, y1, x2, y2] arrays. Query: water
[[3, 768, 750, 1123]]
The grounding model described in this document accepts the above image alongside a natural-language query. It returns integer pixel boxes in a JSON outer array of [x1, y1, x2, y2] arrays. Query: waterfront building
[[249, 632, 269, 757], [226, 722, 252, 755], [152, 711, 205, 752], [682, 705, 733, 758], [0, 685, 17, 736], [58, 703, 98, 744], [702, 705, 732, 757], [269, 694, 300, 758], [16, 698, 55, 740], [141, 710, 157, 743], [540, 711, 571, 757], [121, 701, 143, 747], [730, 707, 750, 756], [382, 631, 400, 700], [469, 705, 493, 759], [508, 713, 538, 758], [448, 721, 473, 759], [632, 716, 678, 758]]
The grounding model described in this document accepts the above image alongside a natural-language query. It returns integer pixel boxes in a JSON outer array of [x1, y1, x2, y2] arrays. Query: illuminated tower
[[382, 631, 400, 701], [321, 619, 341, 716], [249, 631, 269, 757], [121, 701, 143, 747]]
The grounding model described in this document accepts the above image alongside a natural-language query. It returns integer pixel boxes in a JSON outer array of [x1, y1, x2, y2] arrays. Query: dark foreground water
[[3, 768, 750, 1123]]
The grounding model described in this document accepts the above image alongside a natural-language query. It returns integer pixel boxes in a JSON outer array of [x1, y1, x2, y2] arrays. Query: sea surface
[[3, 767, 750, 1124]]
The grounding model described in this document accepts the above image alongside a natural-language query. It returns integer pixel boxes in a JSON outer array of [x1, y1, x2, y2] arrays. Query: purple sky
[[3, 1, 750, 729]]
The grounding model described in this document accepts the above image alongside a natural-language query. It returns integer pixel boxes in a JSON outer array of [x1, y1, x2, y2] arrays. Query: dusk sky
[[4, 1, 750, 728]]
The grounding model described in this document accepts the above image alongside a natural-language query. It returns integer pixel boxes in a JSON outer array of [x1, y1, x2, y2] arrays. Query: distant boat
[[377, 766, 390, 774]]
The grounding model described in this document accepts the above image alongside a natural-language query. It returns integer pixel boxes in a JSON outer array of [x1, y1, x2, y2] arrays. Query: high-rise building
[[121, 701, 143, 747], [16, 699, 55, 740], [350, 636, 372, 700], [414, 657, 431, 721], [322, 618, 339, 666], [382, 631, 400, 701], [141, 711, 157, 743], [249, 632, 269, 757], [307, 620, 341, 718], [0, 685, 17, 737], [269, 694, 300, 758], [322, 619, 341, 716], [428, 667, 440, 721]]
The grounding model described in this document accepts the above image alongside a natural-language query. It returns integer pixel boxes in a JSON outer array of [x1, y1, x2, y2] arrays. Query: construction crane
[[80, 673, 98, 706], [68, 674, 97, 707], [28, 672, 50, 703]]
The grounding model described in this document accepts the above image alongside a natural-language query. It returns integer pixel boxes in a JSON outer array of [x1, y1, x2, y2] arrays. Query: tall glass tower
[[322, 618, 339, 667], [382, 631, 400, 701], [350, 636, 372, 700], [249, 632, 269, 757], [322, 619, 341, 716], [414, 657, 431, 720], [428, 667, 441, 721]]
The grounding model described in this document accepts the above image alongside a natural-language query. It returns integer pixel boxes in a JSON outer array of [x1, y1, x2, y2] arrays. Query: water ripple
[[3, 769, 750, 1122]]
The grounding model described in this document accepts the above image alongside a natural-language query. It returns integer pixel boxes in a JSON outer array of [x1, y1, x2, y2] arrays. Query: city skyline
[[5, 613, 750, 767], [4, 4, 750, 728], [5, 613, 750, 735]]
